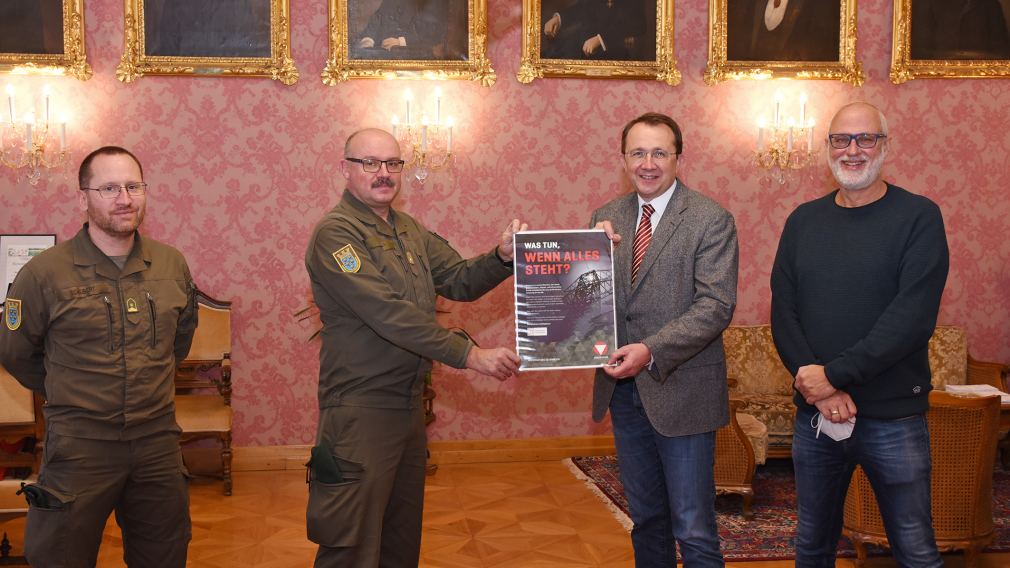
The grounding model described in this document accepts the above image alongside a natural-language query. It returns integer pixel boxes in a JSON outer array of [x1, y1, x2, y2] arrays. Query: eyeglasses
[[624, 149, 675, 163], [827, 133, 887, 150], [80, 182, 148, 199], [345, 157, 406, 173]]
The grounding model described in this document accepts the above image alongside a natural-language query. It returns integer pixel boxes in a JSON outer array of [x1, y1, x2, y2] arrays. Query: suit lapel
[[631, 184, 687, 293], [613, 194, 638, 299]]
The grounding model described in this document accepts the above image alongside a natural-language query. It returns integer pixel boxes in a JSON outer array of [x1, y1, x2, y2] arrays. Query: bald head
[[344, 128, 399, 158], [828, 102, 888, 137]]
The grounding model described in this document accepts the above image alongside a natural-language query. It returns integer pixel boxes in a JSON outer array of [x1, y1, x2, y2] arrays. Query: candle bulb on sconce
[[774, 90, 782, 128], [753, 91, 817, 185], [5, 84, 14, 125], [25, 114, 33, 151], [60, 114, 67, 152], [421, 116, 428, 153], [2, 84, 73, 186], [446, 117, 453, 154], [390, 87, 456, 184]]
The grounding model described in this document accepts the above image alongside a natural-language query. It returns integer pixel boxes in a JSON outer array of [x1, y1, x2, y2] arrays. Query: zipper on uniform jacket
[[102, 296, 114, 352], [146, 292, 157, 348], [389, 218, 418, 303]]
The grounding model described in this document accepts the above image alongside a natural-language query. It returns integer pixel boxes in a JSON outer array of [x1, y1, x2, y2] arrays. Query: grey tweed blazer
[[589, 181, 738, 437]]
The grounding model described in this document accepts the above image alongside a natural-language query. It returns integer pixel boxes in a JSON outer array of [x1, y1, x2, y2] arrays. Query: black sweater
[[770, 184, 949, 419]]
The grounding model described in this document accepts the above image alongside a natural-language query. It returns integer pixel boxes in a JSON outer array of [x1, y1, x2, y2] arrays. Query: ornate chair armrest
[[966, 354, 1010, 391], [219, 357, 232, 405]]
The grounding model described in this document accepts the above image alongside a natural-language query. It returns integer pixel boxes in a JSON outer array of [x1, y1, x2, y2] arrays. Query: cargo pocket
[[20, 483, 76, 564], [305, 451, 365, 547]]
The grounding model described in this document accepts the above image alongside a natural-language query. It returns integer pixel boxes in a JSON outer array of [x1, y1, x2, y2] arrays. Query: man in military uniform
[[304, 128, 524, 567], [0, 146, 198, 567]]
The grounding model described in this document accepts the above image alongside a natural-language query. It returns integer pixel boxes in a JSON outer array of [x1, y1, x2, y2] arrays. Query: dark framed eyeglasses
[[827, 133, 887, 150], [80, 182, 148, 199], [345, 157, 406, 173]]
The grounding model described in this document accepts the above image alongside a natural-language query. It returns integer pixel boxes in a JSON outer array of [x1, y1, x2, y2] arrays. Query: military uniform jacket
[[305, 190, 512, 410], [0, 225, 198, 441]]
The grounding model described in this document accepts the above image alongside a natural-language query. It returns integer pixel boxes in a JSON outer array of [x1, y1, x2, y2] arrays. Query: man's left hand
[[603, 343, 651, 379], [496, 219, 528, 262], [593, 220, 622, 245], [795, 364, 836, 404], [582, 35, 604, 56]]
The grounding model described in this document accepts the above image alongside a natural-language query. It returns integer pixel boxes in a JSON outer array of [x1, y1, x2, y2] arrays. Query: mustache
[[371, 177, 396, 188]]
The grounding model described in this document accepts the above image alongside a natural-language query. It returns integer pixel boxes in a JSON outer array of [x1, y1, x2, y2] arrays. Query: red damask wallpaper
[[1, 0, 1008, 446]]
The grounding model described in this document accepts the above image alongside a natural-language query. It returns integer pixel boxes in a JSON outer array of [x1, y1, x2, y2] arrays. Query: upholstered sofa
[[722, 325, 1008, 459]]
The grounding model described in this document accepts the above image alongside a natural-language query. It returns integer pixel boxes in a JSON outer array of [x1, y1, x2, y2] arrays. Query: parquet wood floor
[[2, 461, 1008, 567]]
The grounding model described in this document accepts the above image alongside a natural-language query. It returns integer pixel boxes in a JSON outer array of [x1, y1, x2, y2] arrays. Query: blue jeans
[[792, 407, 943, 568], [609, 380, 724, 567]]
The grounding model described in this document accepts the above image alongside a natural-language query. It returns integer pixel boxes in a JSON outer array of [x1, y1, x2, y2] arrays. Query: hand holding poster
[[513, 230, 617, 370]]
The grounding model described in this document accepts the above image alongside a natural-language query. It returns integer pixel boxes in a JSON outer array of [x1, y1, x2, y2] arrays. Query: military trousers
[[24, 429, 191, 568], [309, 405, 427, 568]]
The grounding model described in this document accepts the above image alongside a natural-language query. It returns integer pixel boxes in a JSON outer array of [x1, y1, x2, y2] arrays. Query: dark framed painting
[[0, 0, 91, 80], [517, 0, 680, 84], [891, 0, 1010, 83], [116, 0, 298, 85], [705, 0, 862, 85], [322, 0, 495, 86]]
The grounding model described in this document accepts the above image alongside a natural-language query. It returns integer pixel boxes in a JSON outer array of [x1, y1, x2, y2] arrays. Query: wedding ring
[[831, 410, 840, 415]]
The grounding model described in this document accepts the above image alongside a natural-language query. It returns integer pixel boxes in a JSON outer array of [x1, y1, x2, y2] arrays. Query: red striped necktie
[[631, 203, 654, 284]]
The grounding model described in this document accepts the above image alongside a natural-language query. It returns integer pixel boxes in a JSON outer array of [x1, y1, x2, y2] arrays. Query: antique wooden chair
[[0, 364, 43, 564], [714, 398, 767, 520], [175, 290, 233, 496], [842, 390, 1001, 567]]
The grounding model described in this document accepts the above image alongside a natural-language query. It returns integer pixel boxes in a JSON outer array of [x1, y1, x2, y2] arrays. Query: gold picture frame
[[116, 0, 298, 85], [704, 0, 862, 86], [0, 0, 92, 80], [322, 0, 496, 86], [517, 0, 680, 85], [891, 0, 1010, 84]]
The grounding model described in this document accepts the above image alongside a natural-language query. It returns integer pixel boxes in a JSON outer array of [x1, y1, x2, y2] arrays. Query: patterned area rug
[[566, 456, 1010, 562]]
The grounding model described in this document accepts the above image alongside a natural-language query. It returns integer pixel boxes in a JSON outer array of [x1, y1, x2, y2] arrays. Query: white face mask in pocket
[[811, 412, 856, 441]]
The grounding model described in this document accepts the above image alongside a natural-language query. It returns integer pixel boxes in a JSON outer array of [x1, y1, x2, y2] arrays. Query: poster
[[513, 230, 617, 371], [2, 234, 56, 303]]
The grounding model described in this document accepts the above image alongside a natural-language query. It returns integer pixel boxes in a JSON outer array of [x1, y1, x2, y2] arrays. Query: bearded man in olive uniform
[[0, 146, 198, 567]]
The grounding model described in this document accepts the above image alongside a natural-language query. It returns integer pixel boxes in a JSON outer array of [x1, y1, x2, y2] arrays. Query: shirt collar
[[637, 179, 678, 225]]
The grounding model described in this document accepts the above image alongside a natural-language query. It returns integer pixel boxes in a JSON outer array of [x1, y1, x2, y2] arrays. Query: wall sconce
[[1, 84, 71, 186], [754, 91, 816, 185], [391, 88, 454, 184]]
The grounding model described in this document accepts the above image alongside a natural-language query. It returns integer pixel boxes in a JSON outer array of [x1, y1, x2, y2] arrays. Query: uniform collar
[[338, 190, 403, 237], [72, 224, 150, 279]]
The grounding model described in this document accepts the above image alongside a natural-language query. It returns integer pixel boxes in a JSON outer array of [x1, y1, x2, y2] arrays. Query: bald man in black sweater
[[770, 102, 948, 567]]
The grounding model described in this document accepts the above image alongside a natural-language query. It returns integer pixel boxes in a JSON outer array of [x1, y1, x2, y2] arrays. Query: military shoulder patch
[[5, 299, 22, 331], [332, 244, 361, 273]]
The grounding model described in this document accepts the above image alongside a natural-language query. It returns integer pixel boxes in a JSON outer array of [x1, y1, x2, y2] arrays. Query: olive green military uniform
[[0, 224, 198, 568], [304, 190, 512, 568]]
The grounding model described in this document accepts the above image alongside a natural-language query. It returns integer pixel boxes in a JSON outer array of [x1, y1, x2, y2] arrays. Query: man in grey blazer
[[590, 112, 738, 567]]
